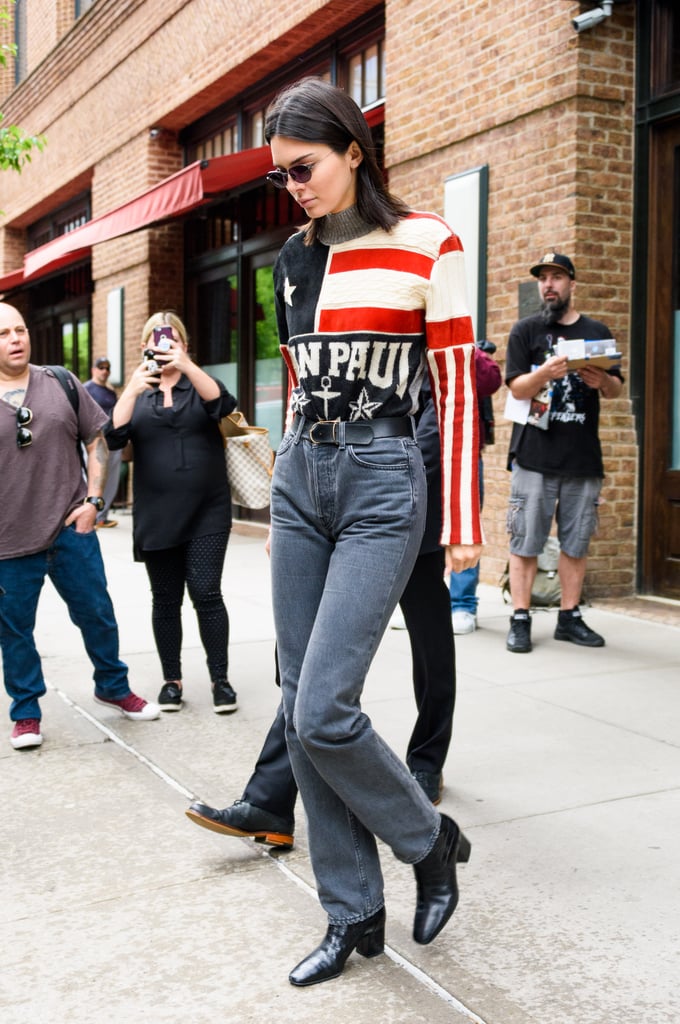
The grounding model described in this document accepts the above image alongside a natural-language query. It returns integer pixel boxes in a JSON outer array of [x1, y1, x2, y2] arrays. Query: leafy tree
[[1, 2, 45, 174]]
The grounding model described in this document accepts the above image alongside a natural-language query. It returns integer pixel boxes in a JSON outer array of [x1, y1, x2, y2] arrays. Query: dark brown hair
[[265, 77, 410, 244]]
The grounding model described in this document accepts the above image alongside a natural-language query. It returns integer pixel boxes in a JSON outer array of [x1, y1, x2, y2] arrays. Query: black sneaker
[[554, 607, 605, 647], [158, 681, 183, 711], [506, 610, 532, 653], [213, 680, 238, 714], [411, 770, 444, 805]]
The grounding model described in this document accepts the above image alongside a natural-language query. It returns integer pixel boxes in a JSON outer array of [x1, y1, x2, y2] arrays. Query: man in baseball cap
[[503, 250, 624, 654], [530, 252, 576, 279]]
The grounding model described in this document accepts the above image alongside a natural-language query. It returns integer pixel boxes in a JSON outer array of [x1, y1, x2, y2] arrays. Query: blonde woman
[[106, 312, 238, 712]]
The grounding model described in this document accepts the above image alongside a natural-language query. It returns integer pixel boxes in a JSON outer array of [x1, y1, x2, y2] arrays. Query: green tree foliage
[[1, 3, 46, 174]]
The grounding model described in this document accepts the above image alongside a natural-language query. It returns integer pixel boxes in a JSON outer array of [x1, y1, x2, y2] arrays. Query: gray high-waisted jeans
[[270, 422, 441, 923]]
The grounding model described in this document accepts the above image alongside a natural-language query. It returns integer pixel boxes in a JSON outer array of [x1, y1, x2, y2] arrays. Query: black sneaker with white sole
[[158, 681, 183, 710], [213, 680, 238, 714]]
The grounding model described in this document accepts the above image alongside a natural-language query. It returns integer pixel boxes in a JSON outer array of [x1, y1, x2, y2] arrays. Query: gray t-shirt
[[0, 365, 107, 558]]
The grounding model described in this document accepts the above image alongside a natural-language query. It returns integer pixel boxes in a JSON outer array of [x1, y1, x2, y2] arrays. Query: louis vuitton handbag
[[219, 410, 274, 509]]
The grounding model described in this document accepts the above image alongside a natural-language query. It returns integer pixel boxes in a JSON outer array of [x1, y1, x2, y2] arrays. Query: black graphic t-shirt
[[505, 313, 624, 477]]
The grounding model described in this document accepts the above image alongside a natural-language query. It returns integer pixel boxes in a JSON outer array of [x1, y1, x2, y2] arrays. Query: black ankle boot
[[413, 814, 471, 945], [289, 907, 386, 987]]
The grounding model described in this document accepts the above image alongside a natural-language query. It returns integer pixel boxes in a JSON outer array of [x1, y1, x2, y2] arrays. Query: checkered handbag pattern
[[221, 412, 273, 509]]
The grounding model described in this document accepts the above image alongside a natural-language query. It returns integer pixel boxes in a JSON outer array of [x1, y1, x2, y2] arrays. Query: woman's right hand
[[127, 358, 162, 395], [111, 359, 160, 428]]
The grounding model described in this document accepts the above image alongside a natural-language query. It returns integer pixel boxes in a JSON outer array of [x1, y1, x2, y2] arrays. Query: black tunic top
[[105, 374, 236, 559]]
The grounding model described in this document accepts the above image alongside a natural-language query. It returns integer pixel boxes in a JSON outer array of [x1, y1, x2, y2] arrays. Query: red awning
[[1, 103, 385, 293], [1, 146, 272, 291], [0, 267, 26, 292]]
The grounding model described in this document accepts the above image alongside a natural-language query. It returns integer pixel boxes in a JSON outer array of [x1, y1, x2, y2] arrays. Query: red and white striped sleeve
[[424, 227, 483, 547]]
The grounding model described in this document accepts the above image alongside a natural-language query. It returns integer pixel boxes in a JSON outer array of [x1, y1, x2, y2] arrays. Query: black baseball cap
[[94, 357, 111, 369], [530, 252, 576, 279]]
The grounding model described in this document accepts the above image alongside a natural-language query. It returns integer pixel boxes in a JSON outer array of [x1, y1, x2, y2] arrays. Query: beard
[[540, 295, 570, 325]]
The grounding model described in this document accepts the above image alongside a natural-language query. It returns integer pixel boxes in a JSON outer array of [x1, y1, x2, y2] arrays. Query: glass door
[[252, 256, 285, 448], [191, 265, 240, 401]]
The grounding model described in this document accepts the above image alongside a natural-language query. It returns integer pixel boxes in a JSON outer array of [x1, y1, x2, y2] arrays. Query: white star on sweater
[[284, 277, 297, 306]]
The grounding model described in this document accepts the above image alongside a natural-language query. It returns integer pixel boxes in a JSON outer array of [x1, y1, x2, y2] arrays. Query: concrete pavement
[[1, 510, 679, 1024]]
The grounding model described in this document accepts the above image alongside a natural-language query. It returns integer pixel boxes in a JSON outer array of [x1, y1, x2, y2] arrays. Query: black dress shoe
[[411, 770, 443, 805], [413, 813, 471, 945], [185, 799, 294, 849], [289, 908, 385, 987]]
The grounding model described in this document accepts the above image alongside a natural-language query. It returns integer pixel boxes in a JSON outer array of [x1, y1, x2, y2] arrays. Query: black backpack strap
[[44, 365, 80, 416], [43, 365, 85, 471]]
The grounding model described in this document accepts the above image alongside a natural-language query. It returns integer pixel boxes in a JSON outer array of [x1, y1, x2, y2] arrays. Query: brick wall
[[384, 0, 637, 597], [90, 133, 185, 373], [0, 0, 376, 223]]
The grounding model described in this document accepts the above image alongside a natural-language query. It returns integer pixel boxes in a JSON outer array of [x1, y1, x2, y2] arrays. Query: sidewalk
[[1, 511, 678, 1024]]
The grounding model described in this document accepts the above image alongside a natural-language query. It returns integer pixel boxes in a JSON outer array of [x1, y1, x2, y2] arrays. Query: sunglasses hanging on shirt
[[16, 406, 33, 448]]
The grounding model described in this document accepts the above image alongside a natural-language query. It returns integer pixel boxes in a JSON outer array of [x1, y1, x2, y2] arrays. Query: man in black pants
[[186, 383, 456, 847]]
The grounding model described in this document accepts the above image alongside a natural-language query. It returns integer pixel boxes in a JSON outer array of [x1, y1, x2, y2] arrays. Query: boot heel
[[456, 831, 471, 864], [356, 922, 385, 958]]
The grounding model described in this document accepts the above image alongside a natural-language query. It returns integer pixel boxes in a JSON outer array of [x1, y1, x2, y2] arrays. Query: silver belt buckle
[[309, 419, 339, 445]]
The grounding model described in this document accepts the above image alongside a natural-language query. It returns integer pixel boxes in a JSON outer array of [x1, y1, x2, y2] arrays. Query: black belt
[[294, 415, 414, 445]]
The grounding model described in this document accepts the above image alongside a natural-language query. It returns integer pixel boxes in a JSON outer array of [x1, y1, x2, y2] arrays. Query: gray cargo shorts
[[506, 465, 601, 559]]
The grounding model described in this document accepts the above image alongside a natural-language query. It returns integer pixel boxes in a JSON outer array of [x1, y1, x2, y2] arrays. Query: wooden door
[[643, 119, 680, 597]]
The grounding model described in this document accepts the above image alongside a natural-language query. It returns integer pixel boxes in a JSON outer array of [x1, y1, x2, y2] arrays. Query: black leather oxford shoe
[[185, 799, 294, 849]]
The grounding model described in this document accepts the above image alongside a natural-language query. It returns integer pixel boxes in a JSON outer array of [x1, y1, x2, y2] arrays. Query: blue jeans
[[0, 525, 130, 722], [270, 423, 440, 923], [450, 456, 484, 613]]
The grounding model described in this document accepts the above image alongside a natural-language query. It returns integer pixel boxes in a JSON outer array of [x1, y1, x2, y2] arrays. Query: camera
[[142, 349, 161, 375], [572, 2, 612, 33], [152, 325, 173, 351], [476, 338, 497, 355]]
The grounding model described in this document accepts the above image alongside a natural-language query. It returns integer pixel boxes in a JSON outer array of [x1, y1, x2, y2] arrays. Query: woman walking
[[264, 78, 483, 986]]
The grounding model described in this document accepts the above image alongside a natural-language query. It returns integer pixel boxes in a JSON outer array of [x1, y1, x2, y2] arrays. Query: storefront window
[[652, 0, 680, 96], [254, 263, 284, 448], [60, 315, 90, 379], [197, 271, 239, 400], [347, 40, 384, 108]]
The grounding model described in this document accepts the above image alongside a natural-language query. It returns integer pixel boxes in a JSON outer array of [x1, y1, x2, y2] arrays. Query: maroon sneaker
[[11, 718, 43, 750], [93, 692, 160, 721]]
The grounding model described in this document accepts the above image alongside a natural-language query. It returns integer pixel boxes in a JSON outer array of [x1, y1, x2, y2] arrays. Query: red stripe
[[319, 307, 424, 333], [439, 233, 464, 255], [281, 346, 299, 388], [427, 316, 475, 350], [328, 248, 434, 278], [431, 345, 483, 545]]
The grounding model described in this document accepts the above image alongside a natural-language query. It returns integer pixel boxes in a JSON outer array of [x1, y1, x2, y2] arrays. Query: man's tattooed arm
[[83, 431, 109, 494]]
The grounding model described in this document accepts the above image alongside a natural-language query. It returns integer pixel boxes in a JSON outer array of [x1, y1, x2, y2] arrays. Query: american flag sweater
[[273, 210, 482, 547]]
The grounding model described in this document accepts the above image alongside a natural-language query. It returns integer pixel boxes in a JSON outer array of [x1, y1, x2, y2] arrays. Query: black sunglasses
[[16, 406, 33, 448], [266, 150, 334, 190]]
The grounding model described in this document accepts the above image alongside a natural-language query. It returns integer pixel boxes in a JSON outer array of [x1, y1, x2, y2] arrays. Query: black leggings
[[143, 532, 229, 684]]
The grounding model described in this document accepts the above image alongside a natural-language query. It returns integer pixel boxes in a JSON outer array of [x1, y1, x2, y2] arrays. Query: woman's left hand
[[155, 341, 191, 376], [445, 543, 483, 574]]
